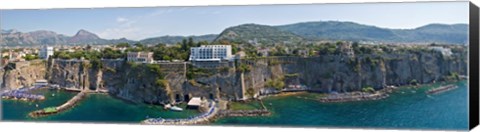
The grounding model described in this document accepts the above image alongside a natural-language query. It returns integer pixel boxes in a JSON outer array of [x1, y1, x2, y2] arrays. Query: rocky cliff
[[44, 50, 466, 103], [242, 52, 467, 94], [0, 60, 47, 90]]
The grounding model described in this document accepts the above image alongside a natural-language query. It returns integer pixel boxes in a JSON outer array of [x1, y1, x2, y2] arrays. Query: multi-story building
[[429, 46, 453, 56], [38, 46, 54, 60], [189, 45, 233, 62], [127, 52, 154, 63]]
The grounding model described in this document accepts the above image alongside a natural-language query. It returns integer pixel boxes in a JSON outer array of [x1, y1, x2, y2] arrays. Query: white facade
[[127, 52, 154, 63], [429, 46, 453, 56], [39, 46, 54, 60], [189, 45, 233, 62]]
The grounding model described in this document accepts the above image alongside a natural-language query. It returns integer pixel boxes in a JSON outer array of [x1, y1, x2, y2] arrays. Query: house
[[257, 48, 270, 57], [127, 52, 154, 63], [297, 50, 309, 57], [187, 97, 202, 109], [429, 46, 453, 56]]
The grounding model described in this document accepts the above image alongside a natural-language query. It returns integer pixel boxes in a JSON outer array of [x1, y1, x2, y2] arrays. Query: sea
[[2, 81, 468, 130]]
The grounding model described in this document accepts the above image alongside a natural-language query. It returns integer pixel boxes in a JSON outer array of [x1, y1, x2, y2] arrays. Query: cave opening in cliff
[[209, 93, 214, 99], [175, 94, 180, 102], [89, 86, 96, 91], [184, 94, 190, 102]]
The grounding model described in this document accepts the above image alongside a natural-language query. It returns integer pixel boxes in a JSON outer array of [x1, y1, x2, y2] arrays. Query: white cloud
[[98, 17, 145, 40], [116, 17, 128, 23]]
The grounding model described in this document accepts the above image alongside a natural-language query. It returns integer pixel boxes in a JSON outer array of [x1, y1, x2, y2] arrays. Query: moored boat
[[170, 106, 183, 112]]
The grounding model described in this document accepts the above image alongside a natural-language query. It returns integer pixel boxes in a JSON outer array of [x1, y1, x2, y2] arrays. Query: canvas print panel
[[0, 1, 470, 130]]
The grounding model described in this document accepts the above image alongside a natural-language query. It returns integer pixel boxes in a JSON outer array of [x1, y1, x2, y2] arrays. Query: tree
[[116, 43, 130, 48], [187, 37, 195, 47], [24, 54, 38, 61], [181, 39, 188, 52]]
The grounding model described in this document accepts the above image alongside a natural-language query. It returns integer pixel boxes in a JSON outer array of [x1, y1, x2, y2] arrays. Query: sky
[[0, 1, 469, 41]]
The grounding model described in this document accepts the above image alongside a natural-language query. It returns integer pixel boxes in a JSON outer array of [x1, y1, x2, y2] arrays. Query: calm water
[[214, 81, 469, 130], [2, 81, 468, 130], [2, 89, 199, 123]]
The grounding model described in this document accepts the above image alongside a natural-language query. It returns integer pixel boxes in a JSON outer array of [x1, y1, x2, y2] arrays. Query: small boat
[[170, 106, 183, 112], [164, 104, 172, 110]]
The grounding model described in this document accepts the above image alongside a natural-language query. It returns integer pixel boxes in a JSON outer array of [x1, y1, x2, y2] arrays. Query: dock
[[29, 91, 87, 118], [319, 92, 389, 103], [426, 85, 458, 94], [142, 101, 218, 125]]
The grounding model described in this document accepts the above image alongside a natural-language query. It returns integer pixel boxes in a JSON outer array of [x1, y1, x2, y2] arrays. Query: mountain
[[1, 21, 468, 47], [67, 29, 106, 44], [0, 29, 135, 46], [140, 34, 217, 45], [213, 24, 304, 44], [1, 30, 70, 46], [276, 21, 468, 44]]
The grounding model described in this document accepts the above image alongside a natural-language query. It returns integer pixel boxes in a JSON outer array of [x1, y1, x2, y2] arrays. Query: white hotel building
[[39, 45, 54, 60], [189, 45, 233, 62]]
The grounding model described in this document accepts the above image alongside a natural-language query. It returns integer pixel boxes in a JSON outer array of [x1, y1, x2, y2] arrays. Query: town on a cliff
[[0, 21, 468, 125]]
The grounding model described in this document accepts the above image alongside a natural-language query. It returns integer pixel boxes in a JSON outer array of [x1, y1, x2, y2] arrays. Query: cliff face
[[0, 60, 47, 90], [242, 52, 467, 93], [45, 51, 466, 103]]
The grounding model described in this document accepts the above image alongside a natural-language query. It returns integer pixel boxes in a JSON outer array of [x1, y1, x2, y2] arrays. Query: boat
[[170, 106, 183, 112], [164, 104, 172, 110]]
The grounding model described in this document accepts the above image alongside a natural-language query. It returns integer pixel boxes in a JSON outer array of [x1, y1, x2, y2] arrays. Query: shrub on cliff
[[91, 58, 103, 70], [265, 78, 285, 91], [410, 79, 418, 85], [362, 87, 375, 93], [237, 64, 251, 73]]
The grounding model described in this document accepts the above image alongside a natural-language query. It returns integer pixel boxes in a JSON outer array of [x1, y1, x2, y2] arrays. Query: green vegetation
[[410, 79, 418, 85], [246, 88, 255, 98], [444, 72, 460, 81], [90, 58, 103, 70], [362, 87, 375, 93], [155, 79, 168, 87], [43, 107, 57, 113], [237, 64, 251, 73], [284, 73, 299, 77], [265, 76, 285, 90], [23, 54, 39, 61], [186, 66, 214, 79]]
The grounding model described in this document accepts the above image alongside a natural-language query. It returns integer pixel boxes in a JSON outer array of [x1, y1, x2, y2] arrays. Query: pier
[[426, 85, 458, 94], [319, 92, 389, 103], [29, 91, 87, 118], [142, 101, 218, 125], [217, 109, 271, 117]]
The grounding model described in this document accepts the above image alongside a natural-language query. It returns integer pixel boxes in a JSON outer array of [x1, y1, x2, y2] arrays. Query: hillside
[[140, 34, 217, 45], [0, 29, 134, 46], [213, 24, 304, 44], [276, 21, 468, 44]]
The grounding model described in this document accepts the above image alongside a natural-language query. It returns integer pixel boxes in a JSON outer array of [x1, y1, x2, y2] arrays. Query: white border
[[0, 0, 478, 132]]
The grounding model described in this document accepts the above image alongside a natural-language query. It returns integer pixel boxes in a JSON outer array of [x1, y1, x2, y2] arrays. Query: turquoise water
[[2, 89, 200, 123], [214, 81, 469, 130], [2, 81, 468, 130]]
